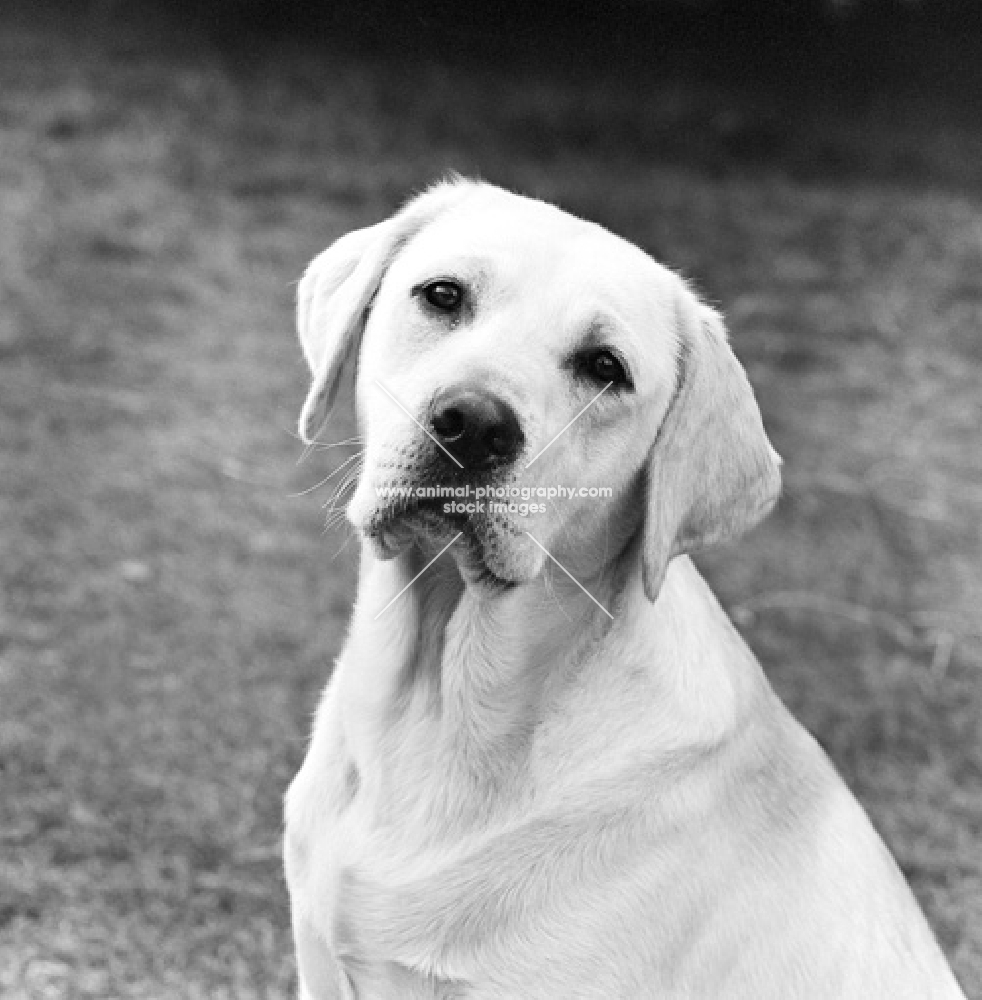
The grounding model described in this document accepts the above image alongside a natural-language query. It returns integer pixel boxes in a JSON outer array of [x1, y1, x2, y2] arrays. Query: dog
[[283, 179, 966, 999]]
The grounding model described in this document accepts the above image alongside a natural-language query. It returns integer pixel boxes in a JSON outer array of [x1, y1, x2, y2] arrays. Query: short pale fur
[[284, 179, 965, 999]]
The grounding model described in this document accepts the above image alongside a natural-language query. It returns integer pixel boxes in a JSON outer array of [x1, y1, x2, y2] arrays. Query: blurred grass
[[0, 5, 980, 998]]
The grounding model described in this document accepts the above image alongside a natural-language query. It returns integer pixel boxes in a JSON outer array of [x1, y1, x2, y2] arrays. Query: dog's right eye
[[419, 280, 463, 313]]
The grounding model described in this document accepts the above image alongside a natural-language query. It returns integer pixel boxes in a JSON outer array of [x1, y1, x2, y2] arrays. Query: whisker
[[295, 434, 364, 466], [323, 509, 351, 534], [323, 464, 364, 511], [336, 464, 364, 494], [292, 451, 365, 498], [332, 528, 359, 560], [307, 436, 364, 452]]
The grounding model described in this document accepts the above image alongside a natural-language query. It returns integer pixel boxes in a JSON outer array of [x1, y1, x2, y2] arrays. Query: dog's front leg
[[335, 547, 430, 785], [287, 545, 433, 1000], [294, 913, 358, 1000]]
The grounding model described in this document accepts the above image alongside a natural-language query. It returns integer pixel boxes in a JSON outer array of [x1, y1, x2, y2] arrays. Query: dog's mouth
[[367, 496, 463, 555], [365, 493, 521, 587]]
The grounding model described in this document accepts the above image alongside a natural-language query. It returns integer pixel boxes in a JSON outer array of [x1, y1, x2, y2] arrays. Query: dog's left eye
[[420, 280, 463, 313], [578, 348, 632, 389]]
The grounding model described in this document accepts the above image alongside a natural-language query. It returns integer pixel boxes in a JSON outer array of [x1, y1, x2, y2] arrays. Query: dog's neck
[[336, 534, 764, 832]]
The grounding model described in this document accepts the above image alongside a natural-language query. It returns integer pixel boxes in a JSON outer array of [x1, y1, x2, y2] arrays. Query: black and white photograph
[[1, 1, 980, 997]]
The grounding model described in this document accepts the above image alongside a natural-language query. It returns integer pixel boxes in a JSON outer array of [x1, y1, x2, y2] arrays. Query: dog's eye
[[579, 349, 632, 389], [421, 280, 463, 313]]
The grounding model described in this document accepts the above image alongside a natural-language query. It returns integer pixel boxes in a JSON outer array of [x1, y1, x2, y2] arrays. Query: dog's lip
[[368, 495, 452, 531], [366, 496, 467, 552], [365, 498, 516, 589]]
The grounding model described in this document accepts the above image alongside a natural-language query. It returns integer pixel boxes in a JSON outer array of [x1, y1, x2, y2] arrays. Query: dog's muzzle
[[361, 384, 528, 576]]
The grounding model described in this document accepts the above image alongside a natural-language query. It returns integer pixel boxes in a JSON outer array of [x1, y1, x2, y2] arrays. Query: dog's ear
[[296, 182, 470, 443], [641, 288, 782, 601]]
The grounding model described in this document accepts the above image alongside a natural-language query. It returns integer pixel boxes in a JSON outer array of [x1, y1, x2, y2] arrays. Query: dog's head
[[297, 179, 780, 599]]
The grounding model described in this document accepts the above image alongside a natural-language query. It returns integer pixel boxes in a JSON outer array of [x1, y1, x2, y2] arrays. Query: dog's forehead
[[399, 191, 662, 295]]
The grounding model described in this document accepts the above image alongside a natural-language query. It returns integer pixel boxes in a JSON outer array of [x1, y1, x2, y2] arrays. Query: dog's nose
[[429, 386, 524, 470]]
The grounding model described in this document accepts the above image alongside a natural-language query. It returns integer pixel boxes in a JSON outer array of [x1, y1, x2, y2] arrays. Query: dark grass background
[[1, 1, 981, 996]]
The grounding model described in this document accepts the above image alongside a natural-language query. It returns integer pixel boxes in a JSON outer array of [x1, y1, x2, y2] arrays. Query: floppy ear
[[296, 182, 471, 443], [642, 290, 782, 601]]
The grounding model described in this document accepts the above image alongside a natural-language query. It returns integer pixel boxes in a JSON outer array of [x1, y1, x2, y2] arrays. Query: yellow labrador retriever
[[284, 179, 965, 999]]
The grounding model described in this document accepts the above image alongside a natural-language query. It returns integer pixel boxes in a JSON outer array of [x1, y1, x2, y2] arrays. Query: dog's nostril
[[489, 429, 518, 456], [432, 406, 466, 442]]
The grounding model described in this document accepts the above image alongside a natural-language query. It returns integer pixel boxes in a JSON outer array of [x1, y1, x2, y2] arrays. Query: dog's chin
[[364, 503, 525, 590]]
